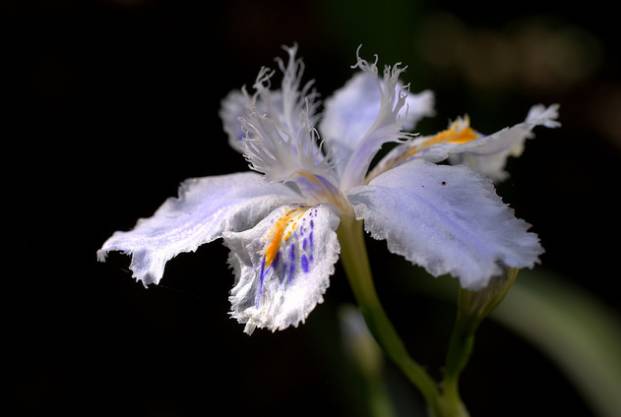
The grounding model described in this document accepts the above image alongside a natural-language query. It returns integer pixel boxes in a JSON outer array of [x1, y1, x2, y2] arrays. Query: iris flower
[[98, 46, 558, 334]]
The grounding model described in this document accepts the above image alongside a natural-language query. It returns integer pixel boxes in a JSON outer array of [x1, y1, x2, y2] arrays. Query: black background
[[14, 0, 621, 416]]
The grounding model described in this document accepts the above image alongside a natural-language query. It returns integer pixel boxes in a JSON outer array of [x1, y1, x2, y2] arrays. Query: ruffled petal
[[449, 104, 560, 180], [372, 104, 559, 182], [225, 204, 340, 334], [238, 46, 332, 182], [348, 160, 543, 290], [219, 89, 282, 153], [98, 172, 301, 286], [334, 53, 433, 190], [220, 90, 252, 153], [319, 72, 434, 176]]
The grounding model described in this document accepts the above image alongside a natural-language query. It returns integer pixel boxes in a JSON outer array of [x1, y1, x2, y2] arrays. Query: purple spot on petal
[[256, 258, 266, 307], [288, 262, 296, 284], [259, 258, 266, 283], [287, 246, 297, 283], [303, 238, 308, 250], [301, 255, 309, 273], [309, 231, 314, 251]]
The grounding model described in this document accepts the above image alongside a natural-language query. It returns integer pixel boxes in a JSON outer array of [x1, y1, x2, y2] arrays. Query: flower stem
[[442, 290, 478, 401], [438, 269, 520, 417], [438, 305, 474, 417], [337, 217, 440, 415]]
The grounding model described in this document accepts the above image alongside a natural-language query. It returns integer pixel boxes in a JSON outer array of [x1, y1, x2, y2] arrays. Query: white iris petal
[[349, 160, 543, 290], [373, 104, 560, 182], [219, 90, 250, 152], [448, 104, 560, 181], [320, 72, 434, 176], [337, 52, 424, 190], [219, 89, 283, 153], [225, 204, 340, 334], [319, 60, 434, 184], [98, 173, 301, 286], [240, 47, 333, 182]]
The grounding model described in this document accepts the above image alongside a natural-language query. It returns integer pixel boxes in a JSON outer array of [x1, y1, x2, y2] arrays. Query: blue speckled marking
[[301, 254, 309, 273], [256, 258, 266, 307], [272, 251, 281, 268], [287, 245, 297, 283], [287, 264, 296, 283]]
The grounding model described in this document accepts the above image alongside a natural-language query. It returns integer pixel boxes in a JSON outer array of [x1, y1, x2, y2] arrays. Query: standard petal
[[403, 89, 435, 129], [320, 71, 434, 176], [219, 90, 252, 153], [219, 83, 284, 154], [98, 172, 301, 286], [239, 46, 332, 182], [225, 204, 340, 334], [348, 160, 543, 290], [335, 53, 435, 191]]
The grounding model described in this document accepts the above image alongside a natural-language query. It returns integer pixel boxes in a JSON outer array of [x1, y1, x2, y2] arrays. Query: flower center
[[293, 170, 353, 217]]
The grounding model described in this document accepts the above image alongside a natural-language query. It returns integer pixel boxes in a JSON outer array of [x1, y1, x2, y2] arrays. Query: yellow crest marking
[[397, 116, 478, 163], [366, 116, 479, 183], [264, 208, 307, 268]]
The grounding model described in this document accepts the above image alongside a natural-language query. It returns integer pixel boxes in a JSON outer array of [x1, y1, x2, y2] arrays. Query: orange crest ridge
[[394, 116, 479, 163], [367, 116, 480, 183], [264, 208, 307, 268]]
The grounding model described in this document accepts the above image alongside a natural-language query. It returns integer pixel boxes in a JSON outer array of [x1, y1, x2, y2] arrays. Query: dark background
[[14, 0, 621, 416]]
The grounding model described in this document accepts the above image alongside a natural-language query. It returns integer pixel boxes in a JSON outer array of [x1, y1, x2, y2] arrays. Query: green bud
[[441, 268, 520, 412], [459, 268, 520, 327]]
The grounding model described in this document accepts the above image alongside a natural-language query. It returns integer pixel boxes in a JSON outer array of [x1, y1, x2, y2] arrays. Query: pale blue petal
[[225, 204, 340, 334], [320, 71, 434, 178], [98, 172, 301, 286], [373, 104, 560, 182], [239, 46, 333, 182], [449, 104, 560, 180], [348, 160, 543, 290], [219, 84, 283, 154], [219, 90, 252, 153]]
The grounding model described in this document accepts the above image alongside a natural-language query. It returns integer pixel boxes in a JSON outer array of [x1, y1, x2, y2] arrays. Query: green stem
[[444, 292, 478, 385], [439, 270, 520, 417], [337, 217, 440, 415], [439, 295, 475, 417]]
